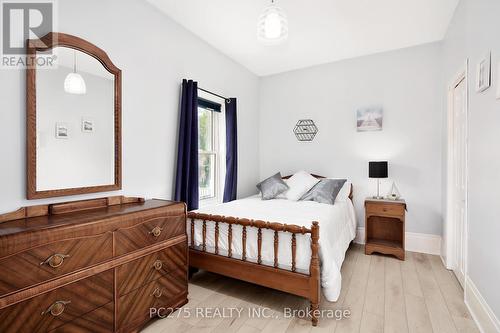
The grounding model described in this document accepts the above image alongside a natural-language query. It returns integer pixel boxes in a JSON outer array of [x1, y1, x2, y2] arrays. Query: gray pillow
[[256, 172, 289, 200], [300, 179, 347, 205]]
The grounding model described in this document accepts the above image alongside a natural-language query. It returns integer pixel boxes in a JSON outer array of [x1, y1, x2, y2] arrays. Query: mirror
[[27, 33, 121, 199]]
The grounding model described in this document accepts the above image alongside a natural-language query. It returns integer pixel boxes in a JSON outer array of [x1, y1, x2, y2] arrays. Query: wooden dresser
[[0, 196, 188, 333]]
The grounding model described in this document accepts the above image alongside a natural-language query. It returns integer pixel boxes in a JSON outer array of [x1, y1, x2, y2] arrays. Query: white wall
[[443, 0, 500, 323], [259, 43, 444, 236], [0, 0, 260, 212]]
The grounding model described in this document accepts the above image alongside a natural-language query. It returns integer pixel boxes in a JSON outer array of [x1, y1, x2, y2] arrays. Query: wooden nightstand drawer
[[366, 202, 404, 217]]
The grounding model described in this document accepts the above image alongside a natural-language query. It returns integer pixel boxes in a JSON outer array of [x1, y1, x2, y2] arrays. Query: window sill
[[199, 198, 220, 208]]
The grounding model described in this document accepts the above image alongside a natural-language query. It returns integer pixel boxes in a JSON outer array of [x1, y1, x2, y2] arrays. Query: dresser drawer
[[0, 233, 113, 297], [0, 270, 113, 333], [366, 202, 405, 217], [115, 215, 185, 256], [117, 242, 187, 296], [116, 269, 188, 331], [49, 302, 113, 333]]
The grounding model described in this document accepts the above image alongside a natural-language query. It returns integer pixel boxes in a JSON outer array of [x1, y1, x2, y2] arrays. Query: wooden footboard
[[187, 212, 321, 326]]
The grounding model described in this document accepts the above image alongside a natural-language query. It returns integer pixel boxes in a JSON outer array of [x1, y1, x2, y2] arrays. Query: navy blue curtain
[[174, 79, 199, 211], [223, 98, 238, 202]]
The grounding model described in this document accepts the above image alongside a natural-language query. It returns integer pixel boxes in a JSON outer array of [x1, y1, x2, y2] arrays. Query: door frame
[[444, 60, 469, 292]]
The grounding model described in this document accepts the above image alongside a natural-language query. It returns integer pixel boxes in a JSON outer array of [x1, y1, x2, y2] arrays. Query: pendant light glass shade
[[64, 51, 86, 95], [64, 72, 86, 94], [257, 0, 288, 44]]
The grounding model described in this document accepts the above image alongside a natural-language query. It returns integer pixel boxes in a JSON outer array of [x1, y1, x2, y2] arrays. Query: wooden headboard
[[282, 174, 325, 180], [282, 174, 353, 201]]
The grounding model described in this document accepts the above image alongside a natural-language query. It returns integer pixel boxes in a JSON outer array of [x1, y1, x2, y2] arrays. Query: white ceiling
[[146, 0, 459, 76]]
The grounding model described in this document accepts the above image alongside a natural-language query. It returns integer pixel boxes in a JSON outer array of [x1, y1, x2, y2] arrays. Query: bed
[[187, 175, 355, 326]]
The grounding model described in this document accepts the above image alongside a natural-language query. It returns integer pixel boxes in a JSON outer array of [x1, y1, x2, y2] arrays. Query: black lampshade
[[369, 161, 388, 178]]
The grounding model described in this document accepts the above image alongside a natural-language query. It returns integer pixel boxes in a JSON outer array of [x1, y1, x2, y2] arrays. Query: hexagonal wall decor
[[293, 119, 318, 142]]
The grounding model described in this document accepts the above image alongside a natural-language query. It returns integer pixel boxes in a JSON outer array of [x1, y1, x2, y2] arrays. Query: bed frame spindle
[[242, 226, 247, 261], [214, 221, 219, 255], [274, 230, 279, 268], [257, 228, 262, 264], [228, 223, 232, 258], [291, 233, 297, 272], [190, 218, 195, 247], [202, 220, 207, 252], [309, 221, 320, 326]]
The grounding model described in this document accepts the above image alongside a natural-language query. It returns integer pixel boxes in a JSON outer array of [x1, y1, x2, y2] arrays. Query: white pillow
[[283, 171, 320, 201], [335, 180, 352, 202]]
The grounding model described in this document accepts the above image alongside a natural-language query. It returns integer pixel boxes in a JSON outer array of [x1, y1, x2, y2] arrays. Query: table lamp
[[369, 161, 388, 199]]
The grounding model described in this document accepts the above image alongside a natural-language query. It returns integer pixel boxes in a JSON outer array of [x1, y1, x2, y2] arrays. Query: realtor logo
[[1, 0, 56, 68]]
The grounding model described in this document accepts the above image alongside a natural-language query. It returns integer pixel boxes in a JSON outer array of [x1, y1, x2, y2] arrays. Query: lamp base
[[372, 179, 384, 200]]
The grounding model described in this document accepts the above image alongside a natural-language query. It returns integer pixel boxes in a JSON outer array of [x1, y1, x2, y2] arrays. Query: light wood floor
[[142, 244, 478, 333]]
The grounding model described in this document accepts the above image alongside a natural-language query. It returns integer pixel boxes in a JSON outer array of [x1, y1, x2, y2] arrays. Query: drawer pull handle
[[153, 260, 163, 271], [41, 300, 71, 317], [151, 288, 162, 298], [149, 226, 162, 237], [40, 254, 70, 268]]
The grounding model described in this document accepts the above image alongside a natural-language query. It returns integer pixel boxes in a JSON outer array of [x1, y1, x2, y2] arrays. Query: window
[[198, 94, 225, 205], [198, 107, 216, 200]]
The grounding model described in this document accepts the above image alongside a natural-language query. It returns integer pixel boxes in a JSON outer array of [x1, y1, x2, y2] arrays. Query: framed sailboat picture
[[356, 107, 383, 132]]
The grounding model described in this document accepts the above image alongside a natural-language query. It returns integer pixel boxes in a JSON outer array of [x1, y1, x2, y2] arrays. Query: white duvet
[[189, 195, 357, 302]]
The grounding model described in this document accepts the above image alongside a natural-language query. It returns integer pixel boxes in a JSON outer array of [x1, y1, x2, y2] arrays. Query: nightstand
[[365, 198, 406, 260]]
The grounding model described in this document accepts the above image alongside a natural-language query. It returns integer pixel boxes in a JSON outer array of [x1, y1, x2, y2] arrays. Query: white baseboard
[[440, 255, 451, 270], [354, 227, 365, 245], [354, 227, 442, 255], [465, 277, 500, 333]]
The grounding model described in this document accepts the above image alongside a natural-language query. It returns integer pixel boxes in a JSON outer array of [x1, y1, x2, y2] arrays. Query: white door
[[451, 77, 467, 287]]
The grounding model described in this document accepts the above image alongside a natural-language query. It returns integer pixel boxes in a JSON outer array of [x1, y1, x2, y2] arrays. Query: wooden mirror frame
[[26, 32, 122, 199]]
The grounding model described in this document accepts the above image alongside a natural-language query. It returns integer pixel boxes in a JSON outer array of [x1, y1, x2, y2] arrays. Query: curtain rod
[[198, 87, 231, 103]]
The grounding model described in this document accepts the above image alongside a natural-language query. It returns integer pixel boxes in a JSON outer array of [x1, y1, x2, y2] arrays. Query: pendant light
[[257, 0, 288, 44], [64, 50, 86, 95]]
